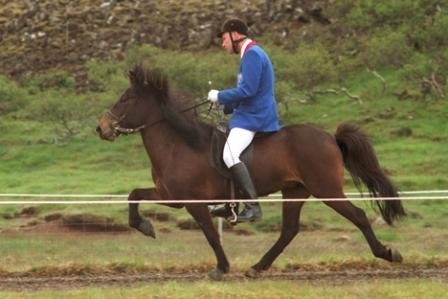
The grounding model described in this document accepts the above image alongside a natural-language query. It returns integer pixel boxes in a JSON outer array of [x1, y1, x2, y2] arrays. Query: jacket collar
[[240, 38, 253, 59]]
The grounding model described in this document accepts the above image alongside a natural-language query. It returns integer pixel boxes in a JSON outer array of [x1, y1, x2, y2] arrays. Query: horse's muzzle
[[96, 116, 117, 142]]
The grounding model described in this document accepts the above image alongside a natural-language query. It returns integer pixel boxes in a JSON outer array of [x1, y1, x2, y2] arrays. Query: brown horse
[[96, 65, 406, 280]]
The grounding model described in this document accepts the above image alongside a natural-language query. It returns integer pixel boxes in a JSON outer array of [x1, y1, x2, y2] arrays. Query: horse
[[96, 65, 406, 280]]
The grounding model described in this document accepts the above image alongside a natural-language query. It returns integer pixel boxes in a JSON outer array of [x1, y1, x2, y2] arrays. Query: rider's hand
[[208, 90, 219, 103]]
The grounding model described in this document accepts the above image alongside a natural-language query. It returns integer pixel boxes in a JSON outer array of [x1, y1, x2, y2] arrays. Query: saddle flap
[[209, 127, 253, 179]]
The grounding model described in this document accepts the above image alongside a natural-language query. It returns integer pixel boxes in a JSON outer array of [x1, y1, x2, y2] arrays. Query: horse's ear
[[128, 65, 169, 102], [128, 65, 146, 92]]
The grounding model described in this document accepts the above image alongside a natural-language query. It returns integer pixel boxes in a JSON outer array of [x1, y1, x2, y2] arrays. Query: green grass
[[0, 199, 447, 273], [0, 44, 446, 194], [1, 279, 447, 298], [0, 119, 152, 194]]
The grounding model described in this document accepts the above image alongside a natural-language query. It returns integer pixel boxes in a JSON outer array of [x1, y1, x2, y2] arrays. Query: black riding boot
[[230, 162, 262, 222]]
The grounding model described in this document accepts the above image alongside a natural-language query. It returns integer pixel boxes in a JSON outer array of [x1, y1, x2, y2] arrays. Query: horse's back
[[254, 123, 336, 151], [250, 123, 344, 195]]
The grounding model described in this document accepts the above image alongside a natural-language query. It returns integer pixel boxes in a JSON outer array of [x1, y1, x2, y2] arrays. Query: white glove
[[208, 89, 219, 103]]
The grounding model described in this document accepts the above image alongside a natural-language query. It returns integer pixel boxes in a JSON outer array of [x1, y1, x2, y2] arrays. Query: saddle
[[208, 126, 275, 222], [209, 124, 278, 179], [209, 126, 253, 179]]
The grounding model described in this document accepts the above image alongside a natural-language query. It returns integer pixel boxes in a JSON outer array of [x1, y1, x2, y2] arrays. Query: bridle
[[105, 110, 149, 135], [104, 99, 210, 136]]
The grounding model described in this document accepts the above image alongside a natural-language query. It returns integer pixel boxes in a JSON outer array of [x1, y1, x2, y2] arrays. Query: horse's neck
[[140, 123, 192, 176]]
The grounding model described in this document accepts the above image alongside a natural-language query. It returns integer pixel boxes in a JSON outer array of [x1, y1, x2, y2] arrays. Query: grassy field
[[1, 60, 446, 194], [1, 279, 448, 299], [0, 199, 447, 273]]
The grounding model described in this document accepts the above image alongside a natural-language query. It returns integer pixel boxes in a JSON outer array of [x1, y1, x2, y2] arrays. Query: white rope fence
[[1, 190, 446, 244], [0, 190, 447, 204]]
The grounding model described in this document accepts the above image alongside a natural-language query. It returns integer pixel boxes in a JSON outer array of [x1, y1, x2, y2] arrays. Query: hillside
[[0, 0, 332, 89]]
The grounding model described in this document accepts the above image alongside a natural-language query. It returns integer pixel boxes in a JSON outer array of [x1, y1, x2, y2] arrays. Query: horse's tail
[[334, 123, 406, 225]]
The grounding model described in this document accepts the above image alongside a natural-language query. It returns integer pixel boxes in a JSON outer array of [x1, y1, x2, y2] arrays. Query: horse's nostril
[[96, 126, 101, 134]]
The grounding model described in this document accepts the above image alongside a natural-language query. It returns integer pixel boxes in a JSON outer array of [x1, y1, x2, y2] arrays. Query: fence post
[[218, 217, 223, 245]]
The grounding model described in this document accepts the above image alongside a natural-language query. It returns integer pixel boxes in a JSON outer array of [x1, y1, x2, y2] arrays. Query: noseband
[[105, 110, 148, 135]]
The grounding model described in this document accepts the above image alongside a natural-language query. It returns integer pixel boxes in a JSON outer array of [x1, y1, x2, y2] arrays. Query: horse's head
[[96, 65, 168, 141]]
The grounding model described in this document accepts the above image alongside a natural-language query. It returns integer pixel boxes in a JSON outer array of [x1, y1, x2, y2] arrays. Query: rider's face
[[221, 32, 240, 54]]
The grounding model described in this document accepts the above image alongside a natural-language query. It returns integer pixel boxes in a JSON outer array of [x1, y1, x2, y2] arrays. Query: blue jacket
[[217, 45, 281, 132]]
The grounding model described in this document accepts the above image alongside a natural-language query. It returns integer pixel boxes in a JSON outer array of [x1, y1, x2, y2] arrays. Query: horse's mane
[[129, 65, 212, 149]]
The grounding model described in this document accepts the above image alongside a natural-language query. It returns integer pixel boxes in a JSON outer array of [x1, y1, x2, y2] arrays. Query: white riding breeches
[[223, 127, 256, 168]]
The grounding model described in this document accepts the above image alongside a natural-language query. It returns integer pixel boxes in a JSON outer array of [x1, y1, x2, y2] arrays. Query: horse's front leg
[[185, 203, 230, 280], [128, 188, 162, 238]]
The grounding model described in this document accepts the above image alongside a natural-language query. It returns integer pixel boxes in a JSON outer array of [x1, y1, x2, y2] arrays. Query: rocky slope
[[0, 0, 330, 87]]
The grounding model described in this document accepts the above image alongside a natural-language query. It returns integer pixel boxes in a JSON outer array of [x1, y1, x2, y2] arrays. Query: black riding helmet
[[217, 18, 249, 54]]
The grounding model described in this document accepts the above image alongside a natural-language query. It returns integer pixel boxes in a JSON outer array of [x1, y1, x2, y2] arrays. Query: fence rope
[[0, 190, 447, 204], [0, 196, 447, 205], [0, 190, 447, 198]]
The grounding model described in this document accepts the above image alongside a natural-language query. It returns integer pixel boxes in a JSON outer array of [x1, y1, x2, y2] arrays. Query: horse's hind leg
[[322, 195, 402, 263], [249, 186, 308, 275], [185, 203, 230, 280]]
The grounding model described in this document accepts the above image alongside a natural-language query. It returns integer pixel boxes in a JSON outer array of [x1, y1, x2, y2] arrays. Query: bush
[[399, 53, 435, 81], [410, 12, 448, 51], [360, 28, 412, 69], [0, 75, 30, 115], [274, 43, 337, 90], [125, 45, 235, 96], [23, 71, 76, 92], [86, 59, 128, 94], [428, 12, 448, 48], [20, 91, 98, 141], [344, 0, 425, 30], [398, 53, 446, 99]]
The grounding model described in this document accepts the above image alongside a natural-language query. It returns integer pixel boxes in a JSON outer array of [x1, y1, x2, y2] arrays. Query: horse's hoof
[[131, 219, 156, 238], [390, 248, 403, 263], [245, 268, 262, 278], [208, 268, 225, 281]]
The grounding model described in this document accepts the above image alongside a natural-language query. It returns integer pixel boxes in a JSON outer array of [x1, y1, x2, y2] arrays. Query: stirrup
[[227, 202, 238, 225]]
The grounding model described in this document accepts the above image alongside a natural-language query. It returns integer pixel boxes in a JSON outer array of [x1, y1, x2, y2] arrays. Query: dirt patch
[[20, 206, 40, 217], [0, 265, 447, 291], [61, 214, 131, 232], [44, 213, 63, 222], [0, 213, 132, 235]]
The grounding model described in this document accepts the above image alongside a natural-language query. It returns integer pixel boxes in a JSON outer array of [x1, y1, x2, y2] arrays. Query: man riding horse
[[207, 18, 281, 223]]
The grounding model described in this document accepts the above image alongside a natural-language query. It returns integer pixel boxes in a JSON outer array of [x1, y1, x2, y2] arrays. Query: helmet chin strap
[[229, 32, 247, 54]]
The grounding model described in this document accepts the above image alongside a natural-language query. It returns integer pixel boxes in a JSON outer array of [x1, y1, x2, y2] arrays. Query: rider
[[207, 18, 281, 222]]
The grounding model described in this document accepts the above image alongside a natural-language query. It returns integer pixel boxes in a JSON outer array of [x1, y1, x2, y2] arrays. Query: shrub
[[344, 0, 425, 30], [410, 12, 448, 51], [360, 28, 412, 69], [399, 53, 436, 81], [20, 91, 98, 141], [23, 71, 76, 92], [274, 43, 337, 90], [86, 59, 128, 94], [398, 53, 446, 99], [125, 45, 235, 96], [428, 12, 448, 48], [0, 75, 30, 115]]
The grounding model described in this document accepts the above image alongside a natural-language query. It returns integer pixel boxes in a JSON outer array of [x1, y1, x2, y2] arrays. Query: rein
[[107, 99, 210, 135]]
